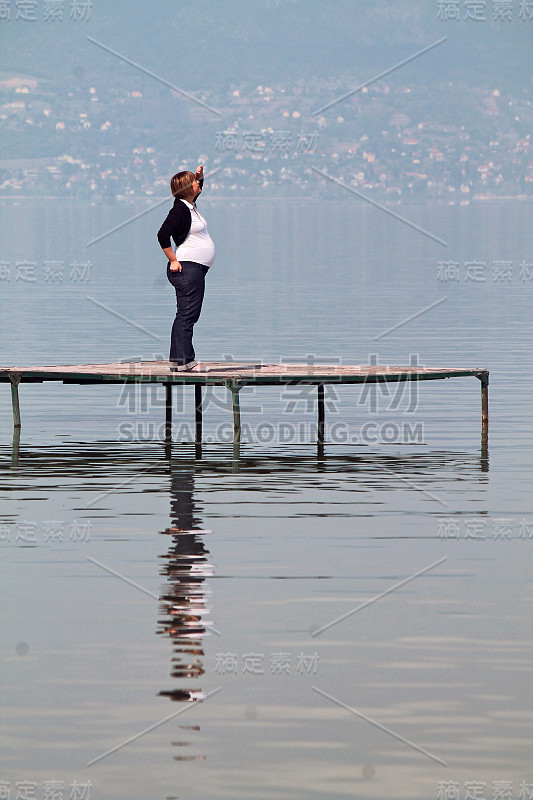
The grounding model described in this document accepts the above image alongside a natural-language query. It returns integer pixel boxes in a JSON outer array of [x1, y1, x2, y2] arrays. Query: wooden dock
[[1, 361, 488, 444]]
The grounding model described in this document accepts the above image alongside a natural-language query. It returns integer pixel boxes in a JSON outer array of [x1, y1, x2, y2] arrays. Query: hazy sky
[[1, 0, 531, 90]]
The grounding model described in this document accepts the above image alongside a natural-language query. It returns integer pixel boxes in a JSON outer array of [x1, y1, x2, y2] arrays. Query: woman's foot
[[169, 360, 197, 372]]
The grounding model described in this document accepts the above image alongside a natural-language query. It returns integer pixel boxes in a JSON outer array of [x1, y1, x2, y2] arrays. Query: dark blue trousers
[[166, 261, 209, 366]]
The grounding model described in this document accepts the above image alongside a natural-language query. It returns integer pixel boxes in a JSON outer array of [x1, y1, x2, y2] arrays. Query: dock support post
[[317, 383, 325, 443], [231, 385, 241, 444], [225, 381, 241, 469], [480, 372, 489, 433], [164, 382, 172, 443], [195, 384, 203, 442], [478, 372, 489, 468], [10, 373, 21, 429]]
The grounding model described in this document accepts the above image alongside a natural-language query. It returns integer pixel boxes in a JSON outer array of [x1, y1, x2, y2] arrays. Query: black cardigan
[[157, 179, 204, 250]]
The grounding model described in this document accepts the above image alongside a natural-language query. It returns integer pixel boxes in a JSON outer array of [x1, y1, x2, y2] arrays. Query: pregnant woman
[[157, 165, 215, 371]]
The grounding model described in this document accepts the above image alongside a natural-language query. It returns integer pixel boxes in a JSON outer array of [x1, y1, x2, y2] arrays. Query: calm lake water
[[1, 199, 532, 799]]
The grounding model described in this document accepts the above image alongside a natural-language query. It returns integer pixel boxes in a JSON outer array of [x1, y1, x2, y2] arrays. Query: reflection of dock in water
[[156, 469, 214, 759]]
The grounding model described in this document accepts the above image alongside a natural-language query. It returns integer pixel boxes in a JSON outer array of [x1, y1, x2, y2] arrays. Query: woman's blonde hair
[[170, 170, 196, 199]]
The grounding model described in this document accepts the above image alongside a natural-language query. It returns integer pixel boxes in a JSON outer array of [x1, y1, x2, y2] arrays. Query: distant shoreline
[[0, 194, 531, 204]]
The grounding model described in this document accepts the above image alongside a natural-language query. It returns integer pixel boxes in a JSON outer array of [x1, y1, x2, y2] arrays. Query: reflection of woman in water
[[157, 470, 213, 703]]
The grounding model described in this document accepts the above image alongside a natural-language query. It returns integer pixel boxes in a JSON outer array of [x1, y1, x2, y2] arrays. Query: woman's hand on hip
[[169, 260, 182, 272]]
